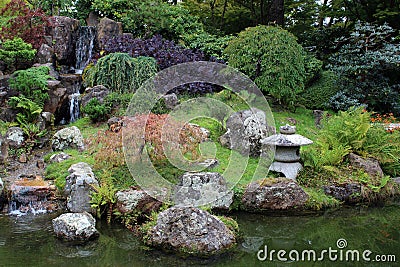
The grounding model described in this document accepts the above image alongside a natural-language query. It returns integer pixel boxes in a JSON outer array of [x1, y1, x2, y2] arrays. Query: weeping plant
[[83, 53, 157, 93]]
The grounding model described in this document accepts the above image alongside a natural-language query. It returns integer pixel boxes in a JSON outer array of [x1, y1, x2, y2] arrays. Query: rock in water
[[115, 188, 162, 215], [52, 126, 84, 151], [146, 206, 236, 256], [52, 212, 99, 242], [242, 178, 309, 210], [65, 162, 99, 213]]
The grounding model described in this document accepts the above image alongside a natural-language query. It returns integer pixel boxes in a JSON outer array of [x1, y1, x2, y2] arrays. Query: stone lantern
[[261, 125, 313, 179]]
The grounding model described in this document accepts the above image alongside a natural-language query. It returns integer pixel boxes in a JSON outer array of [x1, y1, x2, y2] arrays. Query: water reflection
[[0, 204, 399, 267]]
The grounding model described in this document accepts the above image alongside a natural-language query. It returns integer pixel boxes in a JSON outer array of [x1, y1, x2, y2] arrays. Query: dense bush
[[0, 37, 36, 72], [0, 0, 52, 49], [327, 21, 400, 115], [92, 0, 203, 41], [101, 35, 224, 95], [84, 53, 157, 93], [9, 66, 52, 107], [224, 25, 306, 107], [299, 71, 339, 110], [81, 98, 111, 123], [182, 32, 232, 60]]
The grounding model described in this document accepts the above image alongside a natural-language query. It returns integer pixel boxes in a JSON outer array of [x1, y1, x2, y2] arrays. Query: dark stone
[[97, 17, 123, 49], [86, 11, 100, 27], [323, 183, 362, 203], [161, 93, 179, 109], [348, 153, 384, 177], [18, 153, 27, 163], [0, 134, 8, 164], [36, 44, 54, 64], [146, 206, 236, 256], [0, 107, 18, 122], [242, 178, 309, 210], [81, 85, 110, 108], [50, 16, 80, 66], [107, 117, 123, 132], [313, 110, 324, 128], [49, 152, 71, 163]]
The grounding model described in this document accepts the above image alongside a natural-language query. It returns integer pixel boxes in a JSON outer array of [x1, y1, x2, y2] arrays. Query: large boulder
[[220, 108, 274, 156], [52, 126, 84, 151], [50, 16, 80, 66], [6, 127, 25, 149], [115, 188, 162, 216], [242, 178, 309, 210], [81, 85, 110, 108], [146, 206, 236, 256], [174, 172, 233, 209], [323, 183, 362, 204], [65, 162, 99, 213], [348, 153, 384, 177], [97, 17, 122, 49], [52, 212, 99, 242]]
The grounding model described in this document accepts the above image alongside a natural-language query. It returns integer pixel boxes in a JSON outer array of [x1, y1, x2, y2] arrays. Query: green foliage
[[81, 98, 111, 123], [364, 125, 400, 177], [0, 37, 36, 71], [303, 53, 323, 85], [183, 32, 232, 60], [303, 188, 340, 210], [224, 25, 306, 107], [216, 215, 239, 236], [84, 53, 157, 93], [299, 71, 339, 110], [91, 169, 118, 223], [93, 0, 203, 41], [327, 21, 400, 115], [9, 66, 52, 107], [8, 96, 42, 124], [303, 107, 370, 169]]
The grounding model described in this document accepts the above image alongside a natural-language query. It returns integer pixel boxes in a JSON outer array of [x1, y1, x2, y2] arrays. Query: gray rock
[[0, 134, 8, 163], [52, 212, 99, 241], [52, 126, 84, 151], [174, 172, 233, 209], [348, 153, 383, 177], [0, 177, 3, 193], [50, 16, 80, 65], [6, 127, 25, 148], [242, 178, 309, 210], [65, 162, 99, 213], [97, 17, 122, 49], [81, 85, 110, 108], [323, 183, 362, 204], [220, 108, 274, 156], [115, 188, 162, 215], [161, 93, 179, 109], [146, 206, 236, 255], [393, 177, 400, 185], [49, 152, 71, 163], [36, 44, 54, 64]]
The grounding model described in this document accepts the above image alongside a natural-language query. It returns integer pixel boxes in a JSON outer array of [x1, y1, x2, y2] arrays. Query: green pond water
[[0, 203, 399, 267]]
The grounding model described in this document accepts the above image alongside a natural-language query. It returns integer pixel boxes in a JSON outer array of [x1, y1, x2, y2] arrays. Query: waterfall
[[75, 26, 96, 73], [69, 92, 80, 123]]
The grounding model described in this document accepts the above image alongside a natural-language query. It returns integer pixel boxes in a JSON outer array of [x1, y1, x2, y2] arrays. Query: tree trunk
[[268, 0, 284, 26]]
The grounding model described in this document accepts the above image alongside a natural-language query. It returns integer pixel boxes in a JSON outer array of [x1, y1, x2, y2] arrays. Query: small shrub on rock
[[0, 37, 36, 72]]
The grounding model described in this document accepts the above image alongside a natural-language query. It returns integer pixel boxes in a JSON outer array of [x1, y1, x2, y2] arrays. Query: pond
[[0, 203, 399, 267]]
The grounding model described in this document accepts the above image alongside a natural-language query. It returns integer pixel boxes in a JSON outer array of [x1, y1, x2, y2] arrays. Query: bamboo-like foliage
[[84, 53, 157, 93]]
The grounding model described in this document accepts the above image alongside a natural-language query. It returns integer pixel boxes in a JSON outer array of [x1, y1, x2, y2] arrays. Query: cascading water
[[69, 92, 80, 123], [75, 26, 96, 73]]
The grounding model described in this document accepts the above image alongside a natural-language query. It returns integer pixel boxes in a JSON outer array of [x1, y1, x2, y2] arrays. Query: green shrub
[[224, 25, 306, 107], [302, 107, 370, 169], [9, 66, 52, 106], [81, 98, 111, 123], [84, 53, 157, 93], [8, 96, 42, 124], [0, 37, 36, 71], [303, 53, 323, 85], [183, 32, 232, 60], [299, 71, 339, 110]]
